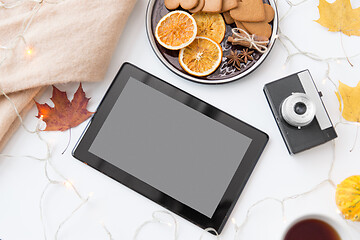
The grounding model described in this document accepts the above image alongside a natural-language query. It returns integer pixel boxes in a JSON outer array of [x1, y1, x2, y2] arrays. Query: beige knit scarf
[[0, 0, 137, 150]]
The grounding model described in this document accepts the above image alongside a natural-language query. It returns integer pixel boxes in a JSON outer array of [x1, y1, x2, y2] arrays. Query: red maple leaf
[[35, 84, 94, 131]]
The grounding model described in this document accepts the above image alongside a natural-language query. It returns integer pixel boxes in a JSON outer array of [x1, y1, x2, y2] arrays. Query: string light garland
[[199, 228, 221, 240], [133, 211, 221, 240], [26, 46, 34, 56], [133, 211, 179, 240], [0, 0, 114, 239], [134, 0, 360, 238], [227, 0, 360, 238], [1, 0, 360, 239], [101, 221, 115, 240]]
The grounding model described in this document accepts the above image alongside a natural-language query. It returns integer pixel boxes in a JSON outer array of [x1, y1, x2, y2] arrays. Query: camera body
[[264, 70, 337, 155]]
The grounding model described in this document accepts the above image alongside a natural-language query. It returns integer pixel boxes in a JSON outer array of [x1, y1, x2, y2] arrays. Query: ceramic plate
[[146, 0, 279, 84]]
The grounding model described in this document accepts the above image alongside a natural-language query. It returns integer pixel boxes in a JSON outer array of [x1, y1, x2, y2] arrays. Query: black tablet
[[73, 63, 268, 234]]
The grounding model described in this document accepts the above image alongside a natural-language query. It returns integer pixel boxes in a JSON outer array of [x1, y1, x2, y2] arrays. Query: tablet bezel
[[72, 62, 268, 233]]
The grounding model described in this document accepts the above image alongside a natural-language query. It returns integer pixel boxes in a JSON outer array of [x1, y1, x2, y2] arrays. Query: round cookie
[[241, 21, 272, 39], [165, 0, 200, 10], [189, 0, 205, 13], [181, 0, 199, 9], [164, 0, 178, 10], [222, 0, 238, 12], [238, 3, 274, 39], [235, 21, 248, 32], [223, 11, 235, 24], [230, 0, 265, 22], [264, 4, 275, 23], [202, 0, 223, 13]]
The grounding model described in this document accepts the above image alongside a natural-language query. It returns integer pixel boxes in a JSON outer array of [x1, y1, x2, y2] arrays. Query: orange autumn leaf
[[336, 81, 360, 123], [35, 84, 94, 131], [315, 0, 360, 36]]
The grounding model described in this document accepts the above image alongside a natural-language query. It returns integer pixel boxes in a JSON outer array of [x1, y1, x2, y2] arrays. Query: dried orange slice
[[155, 11, 197, 50], [192, 12, 226, 43], [179, 36, 222, 77]]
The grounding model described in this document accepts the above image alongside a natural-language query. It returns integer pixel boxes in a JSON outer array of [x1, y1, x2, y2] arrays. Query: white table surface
[[1, 0, 360, 239]]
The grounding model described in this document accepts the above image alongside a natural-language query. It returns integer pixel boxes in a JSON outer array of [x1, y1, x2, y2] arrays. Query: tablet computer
[[73, 63, 268, 233]]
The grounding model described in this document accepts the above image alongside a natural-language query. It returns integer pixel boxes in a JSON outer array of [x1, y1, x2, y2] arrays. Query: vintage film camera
[[264, 70, 337, 155]]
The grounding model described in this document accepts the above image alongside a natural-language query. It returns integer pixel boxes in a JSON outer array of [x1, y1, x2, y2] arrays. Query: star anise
[[240, 48, 254, 64], [225, 50, 243, 70]]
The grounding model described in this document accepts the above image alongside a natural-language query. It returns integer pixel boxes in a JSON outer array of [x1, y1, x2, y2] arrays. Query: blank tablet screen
[[89, 77, 252, 218]]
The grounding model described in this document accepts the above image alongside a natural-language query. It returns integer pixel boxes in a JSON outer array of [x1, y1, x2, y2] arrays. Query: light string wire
[[133, 211, 179, 240], [0, 0, 113, 239], [101, 221, 115, 240], [230, 0, 360, 238], [135, 0, 360, 238], [199, 228, 221, 240], [133, 211, 221, 240], [1, 0, 360, 239]]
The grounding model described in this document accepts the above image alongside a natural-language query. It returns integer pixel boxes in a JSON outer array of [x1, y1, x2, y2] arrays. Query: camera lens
[[281, 93, 316, 128], [294, 102, 307, 115]]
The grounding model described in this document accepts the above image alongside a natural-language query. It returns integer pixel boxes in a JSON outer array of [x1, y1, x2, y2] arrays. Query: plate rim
[[145, 0, 279, 84]]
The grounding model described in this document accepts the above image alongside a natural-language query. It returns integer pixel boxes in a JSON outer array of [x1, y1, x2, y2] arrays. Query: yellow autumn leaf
[[336, 81, 360, 122], [316, 0, 360, 36]]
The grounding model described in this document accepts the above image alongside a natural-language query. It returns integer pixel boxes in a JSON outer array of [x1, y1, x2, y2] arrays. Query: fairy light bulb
[[26, 47, 33, 56], [64, 180, 72, 189], [336, 208, 341, 215], [0, 0, 356, 239], [232, 217, 240, 231], [283, 215, 288, 223]]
